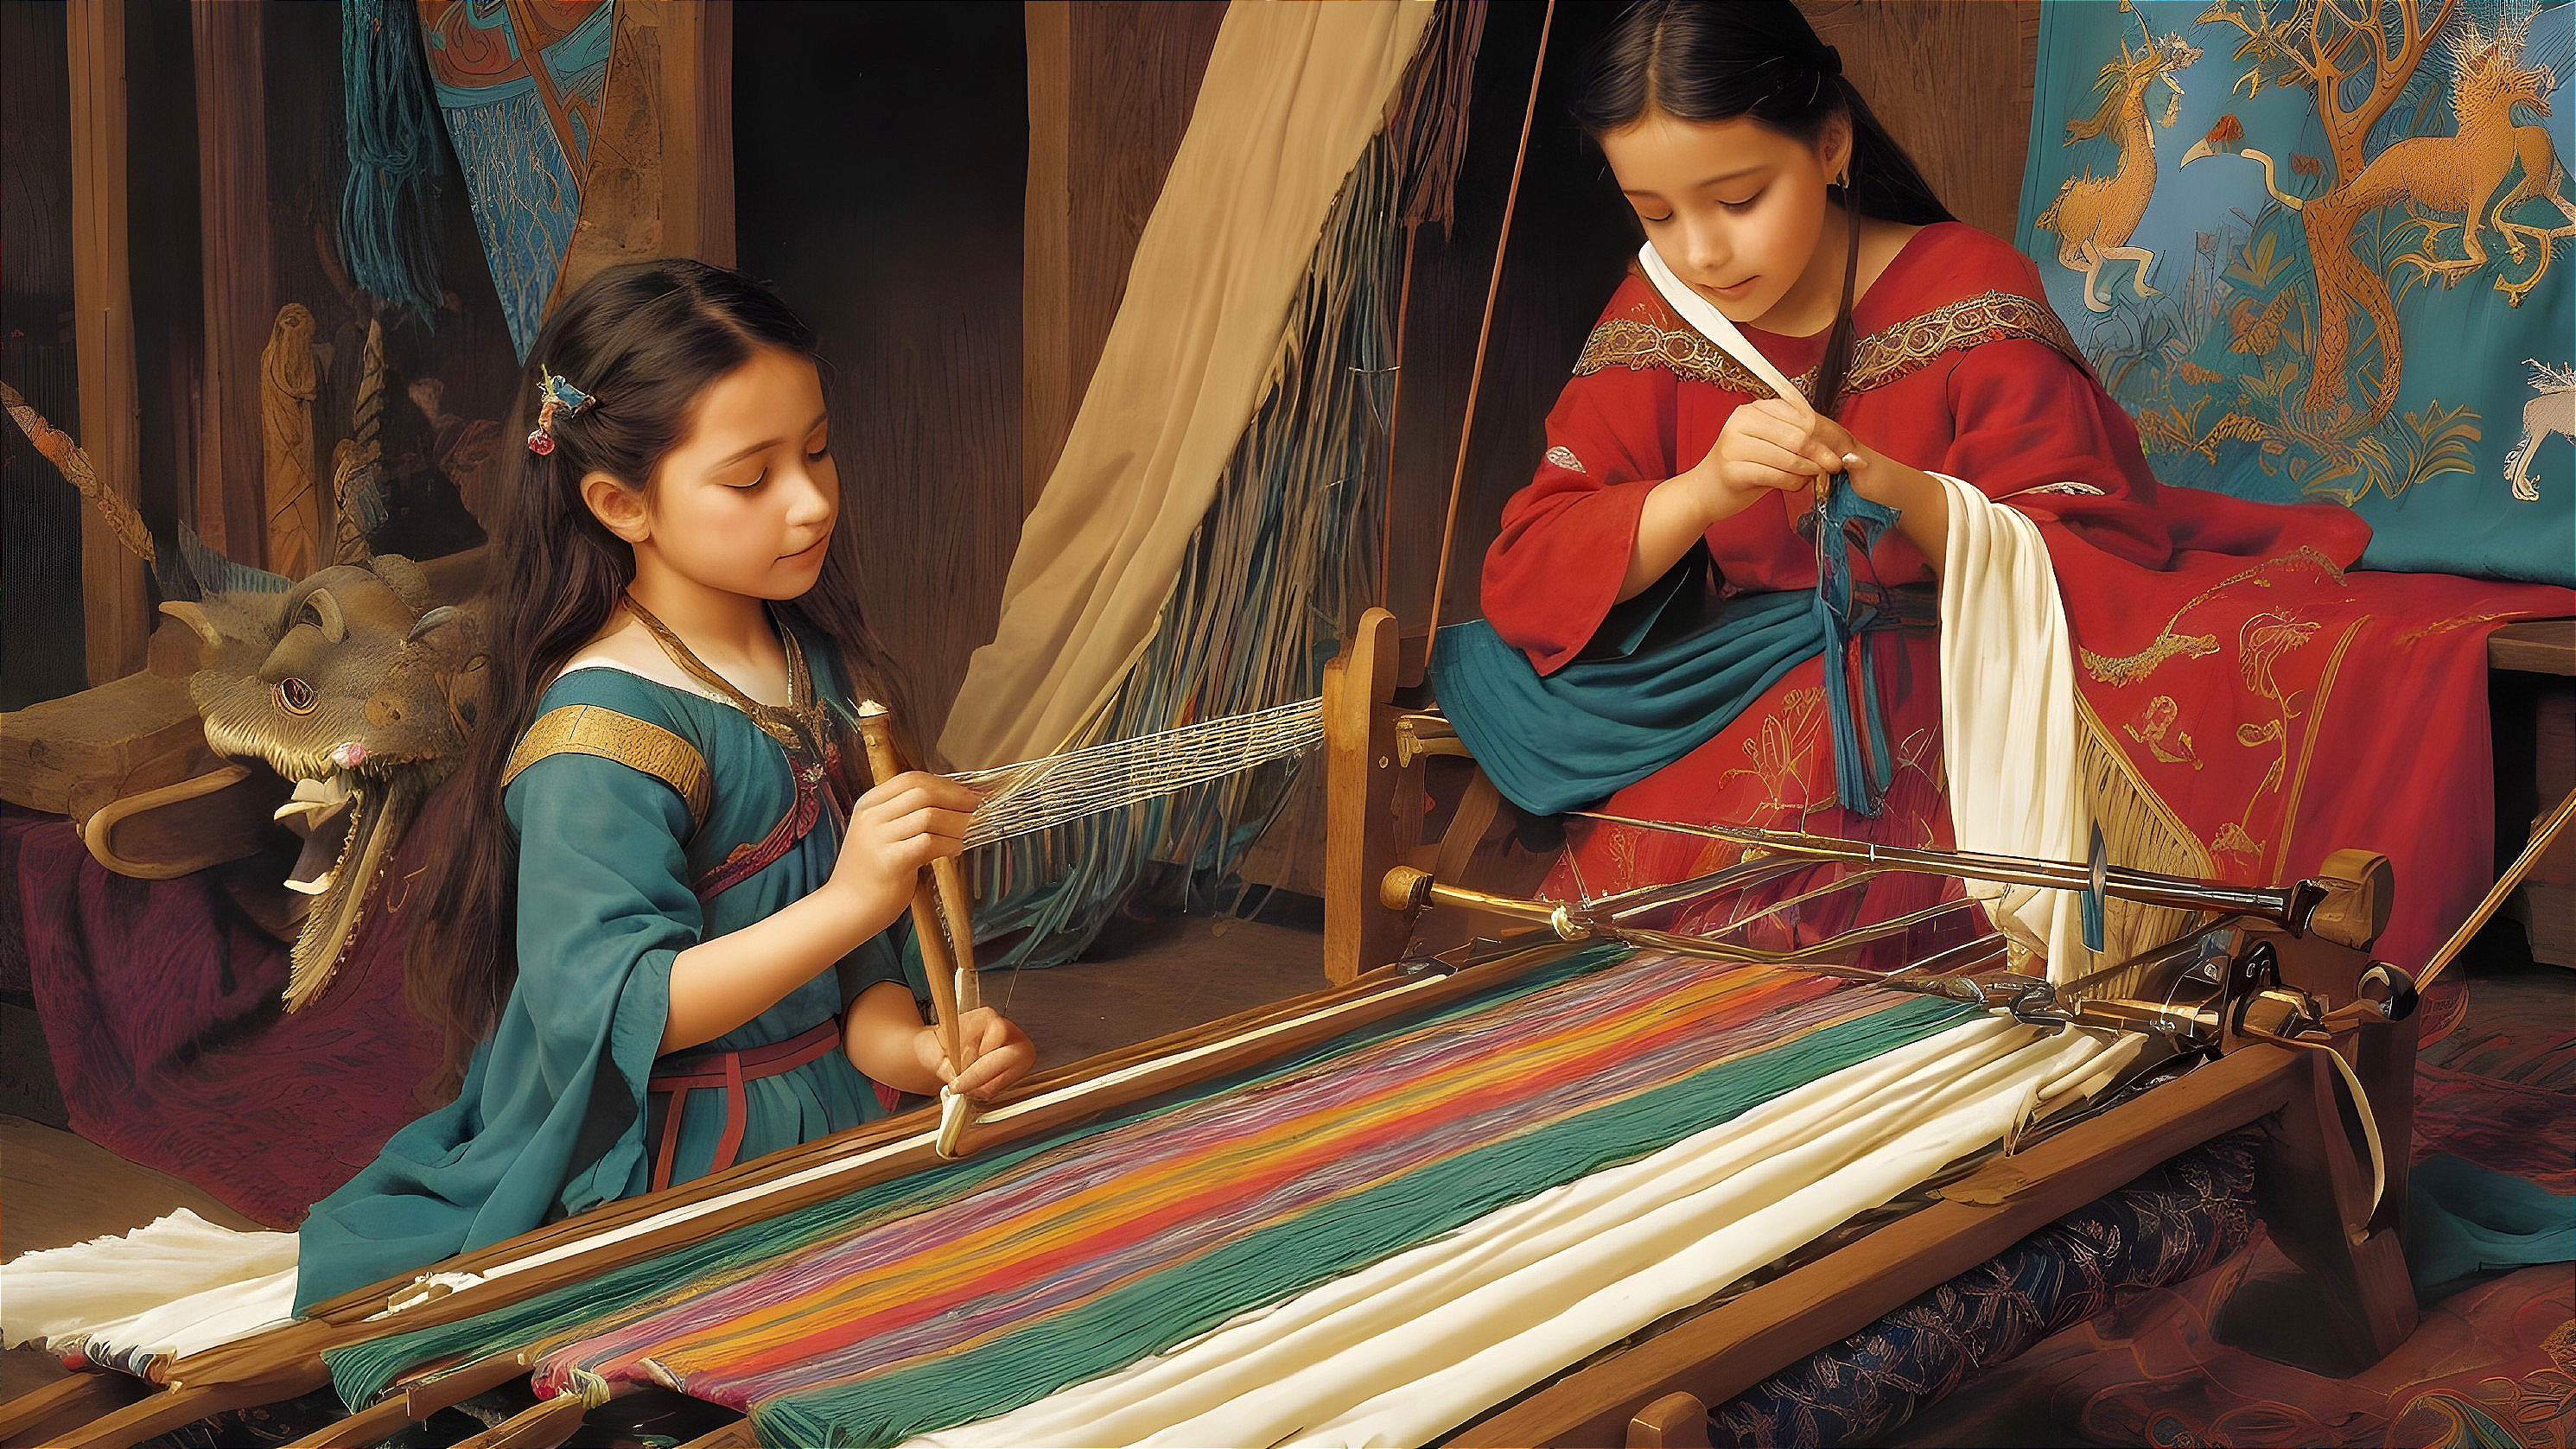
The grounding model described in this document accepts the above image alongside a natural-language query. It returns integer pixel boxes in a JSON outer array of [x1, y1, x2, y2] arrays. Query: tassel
[[340, 0, 447, 323], [1810, 474, 1901, 817]]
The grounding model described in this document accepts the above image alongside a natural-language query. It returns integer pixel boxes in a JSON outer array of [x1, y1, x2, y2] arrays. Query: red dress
[[1480, 223, 2569, 969]]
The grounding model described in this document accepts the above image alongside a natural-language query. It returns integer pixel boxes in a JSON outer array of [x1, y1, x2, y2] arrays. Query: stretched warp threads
[[539, 962, 1969, 1446], [326, 947, 1621, 1404], [953, 698, 1322, 850], [905, 1016, 2126, 1446], [340, 0, 447, 322], [326, 950, 1973, 1438], [970, 135, 1400, 967]]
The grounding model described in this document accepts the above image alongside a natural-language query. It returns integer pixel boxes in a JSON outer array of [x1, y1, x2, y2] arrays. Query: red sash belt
[[646, 1018, 842, 1192]]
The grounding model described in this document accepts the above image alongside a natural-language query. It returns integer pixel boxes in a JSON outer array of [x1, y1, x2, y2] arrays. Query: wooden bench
[[2489, 620, 2574, 967]]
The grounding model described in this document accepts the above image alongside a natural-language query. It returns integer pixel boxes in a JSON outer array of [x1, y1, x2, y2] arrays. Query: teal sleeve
[[836, 915, 930, 1014], [505, 752, 699, 1215], [293, 751, 698, 1313]]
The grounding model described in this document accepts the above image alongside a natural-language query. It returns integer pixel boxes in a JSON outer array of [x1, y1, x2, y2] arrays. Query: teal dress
[[295, 629, 917, 1312]]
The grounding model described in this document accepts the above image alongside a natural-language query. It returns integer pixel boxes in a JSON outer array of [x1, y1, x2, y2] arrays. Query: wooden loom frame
[[1319, 604, 2422, 1447], [3, 604, 2420, 1449]]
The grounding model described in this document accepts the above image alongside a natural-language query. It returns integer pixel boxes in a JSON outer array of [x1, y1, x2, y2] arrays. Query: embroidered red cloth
[[1480, 223, 2573, 968]]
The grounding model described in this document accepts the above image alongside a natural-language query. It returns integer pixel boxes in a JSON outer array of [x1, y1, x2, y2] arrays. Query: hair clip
[[526, 368, 596, 455]]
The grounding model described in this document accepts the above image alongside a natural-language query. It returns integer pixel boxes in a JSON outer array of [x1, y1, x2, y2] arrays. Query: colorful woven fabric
[[328, 948, 1975, 1446]]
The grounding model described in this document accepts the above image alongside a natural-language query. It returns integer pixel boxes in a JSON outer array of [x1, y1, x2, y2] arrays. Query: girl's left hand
[[1776, 410, 1910, 512], [913, 1007, 1036, 1101]]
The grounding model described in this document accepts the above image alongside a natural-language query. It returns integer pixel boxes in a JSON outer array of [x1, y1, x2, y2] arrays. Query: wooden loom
[[2, 622, 2436, 1448], [1313, 601, 2433, 1446], [0, 6, 2458, 1441]]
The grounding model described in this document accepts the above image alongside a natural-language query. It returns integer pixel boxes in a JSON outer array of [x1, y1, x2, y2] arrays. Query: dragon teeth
[[283, 869, 339, 897]]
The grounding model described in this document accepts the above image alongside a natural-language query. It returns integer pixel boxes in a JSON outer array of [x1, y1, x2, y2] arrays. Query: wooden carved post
[[66, 0, 150, 683], [191, 0, 272, 565], [260, 303, 323, 581]]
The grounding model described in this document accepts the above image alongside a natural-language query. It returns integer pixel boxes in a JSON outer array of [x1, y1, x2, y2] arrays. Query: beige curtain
[[939, 0, 1436, 769]]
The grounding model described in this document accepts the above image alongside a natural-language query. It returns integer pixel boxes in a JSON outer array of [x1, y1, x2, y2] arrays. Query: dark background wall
[[735, 1, 1028, 747]]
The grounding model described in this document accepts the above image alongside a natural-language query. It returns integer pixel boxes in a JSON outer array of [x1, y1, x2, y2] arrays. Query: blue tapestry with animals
[[2018, 0, 2574, 584]]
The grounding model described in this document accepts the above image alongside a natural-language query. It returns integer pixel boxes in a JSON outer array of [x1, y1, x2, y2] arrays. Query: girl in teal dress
[[295, 259, 1034, 1312]]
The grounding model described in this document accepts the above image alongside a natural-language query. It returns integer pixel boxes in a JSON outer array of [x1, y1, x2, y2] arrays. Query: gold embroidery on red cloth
[[2206, 608, 2366, 871], [2392, 607, 2529, 646], [2079, 547, 2349, 685], [1572, 291, 2089, 397], [2121, 695, 2203, 768]]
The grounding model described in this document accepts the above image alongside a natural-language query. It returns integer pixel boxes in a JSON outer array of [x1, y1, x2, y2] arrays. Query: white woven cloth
[[906, 1016, 2130, 1447], [0, 1209, 297, 1359]]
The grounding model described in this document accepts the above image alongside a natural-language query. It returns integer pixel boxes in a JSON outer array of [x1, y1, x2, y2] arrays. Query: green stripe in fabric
[[324, 944, 1634, 1408], [752, 994, 1973, 1448]]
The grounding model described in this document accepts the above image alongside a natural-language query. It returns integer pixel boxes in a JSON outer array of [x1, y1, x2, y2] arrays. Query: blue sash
[[1431, 480, 1916, 817]]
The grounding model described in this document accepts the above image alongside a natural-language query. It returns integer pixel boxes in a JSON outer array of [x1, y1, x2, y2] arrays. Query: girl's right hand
[[830, 771, 979, 918], [1679, 397, 1851, 524]]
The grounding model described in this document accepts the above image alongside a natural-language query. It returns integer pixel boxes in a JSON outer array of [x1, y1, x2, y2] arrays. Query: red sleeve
[[1937, 338, 2178, 569], [1479, 348, 1683, 675], [1941, 337, 2371, 571]]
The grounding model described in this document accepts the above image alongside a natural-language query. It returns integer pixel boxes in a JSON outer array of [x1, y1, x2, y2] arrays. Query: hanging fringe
[[340, 0, 447, 324], [2076, 697, 2217, 990], [970, 137, 1402, 969], [965, 6, 1485, 969], [1394, 0, 1486, 232]]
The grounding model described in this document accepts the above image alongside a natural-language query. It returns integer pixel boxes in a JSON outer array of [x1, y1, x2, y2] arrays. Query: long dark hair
[[1571, 0, 1952, 416], [409, 258, 911, 1081]]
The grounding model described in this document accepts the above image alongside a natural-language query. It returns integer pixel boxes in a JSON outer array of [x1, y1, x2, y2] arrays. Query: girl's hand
[[1680, 398, 1854, 522], [828, 771, 979, 919], [913, 1007, 1035, 1101]]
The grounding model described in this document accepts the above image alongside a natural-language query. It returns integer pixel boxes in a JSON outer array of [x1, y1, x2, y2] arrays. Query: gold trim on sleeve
[[501, 704, 712, 831]]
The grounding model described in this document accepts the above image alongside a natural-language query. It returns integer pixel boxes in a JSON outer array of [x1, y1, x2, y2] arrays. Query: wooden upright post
[[658, 0, 735, 268], [67, 0, 150, 684], [192, 0, 272, 566], [1324, 607, 1405, 984], [1018, 1, 1227, 514]]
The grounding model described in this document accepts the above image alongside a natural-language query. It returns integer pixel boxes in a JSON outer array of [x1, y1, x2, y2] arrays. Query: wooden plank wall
[[1, 2, 88, 710], [1798, 1, 2039, 242], [1021, 0, 1229, 512], [191, 0, 272, 564], [735, 3, 1029, 749]]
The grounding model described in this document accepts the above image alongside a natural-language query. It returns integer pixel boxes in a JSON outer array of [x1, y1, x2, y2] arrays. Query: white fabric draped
[[0, 1210, 297, 1360], [1930, 472, 2098, 976], [1632, 242, 2098, 980]]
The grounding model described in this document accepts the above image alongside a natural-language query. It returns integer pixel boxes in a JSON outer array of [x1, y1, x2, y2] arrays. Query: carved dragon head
[[161, 558, 485, 1009]]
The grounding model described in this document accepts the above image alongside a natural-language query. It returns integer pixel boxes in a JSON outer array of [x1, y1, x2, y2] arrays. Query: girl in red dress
[[1469, 1, 2569, 975]]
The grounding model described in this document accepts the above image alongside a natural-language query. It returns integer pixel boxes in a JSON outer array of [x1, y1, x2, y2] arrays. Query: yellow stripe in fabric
[[636, 964, 1875, 1376]]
